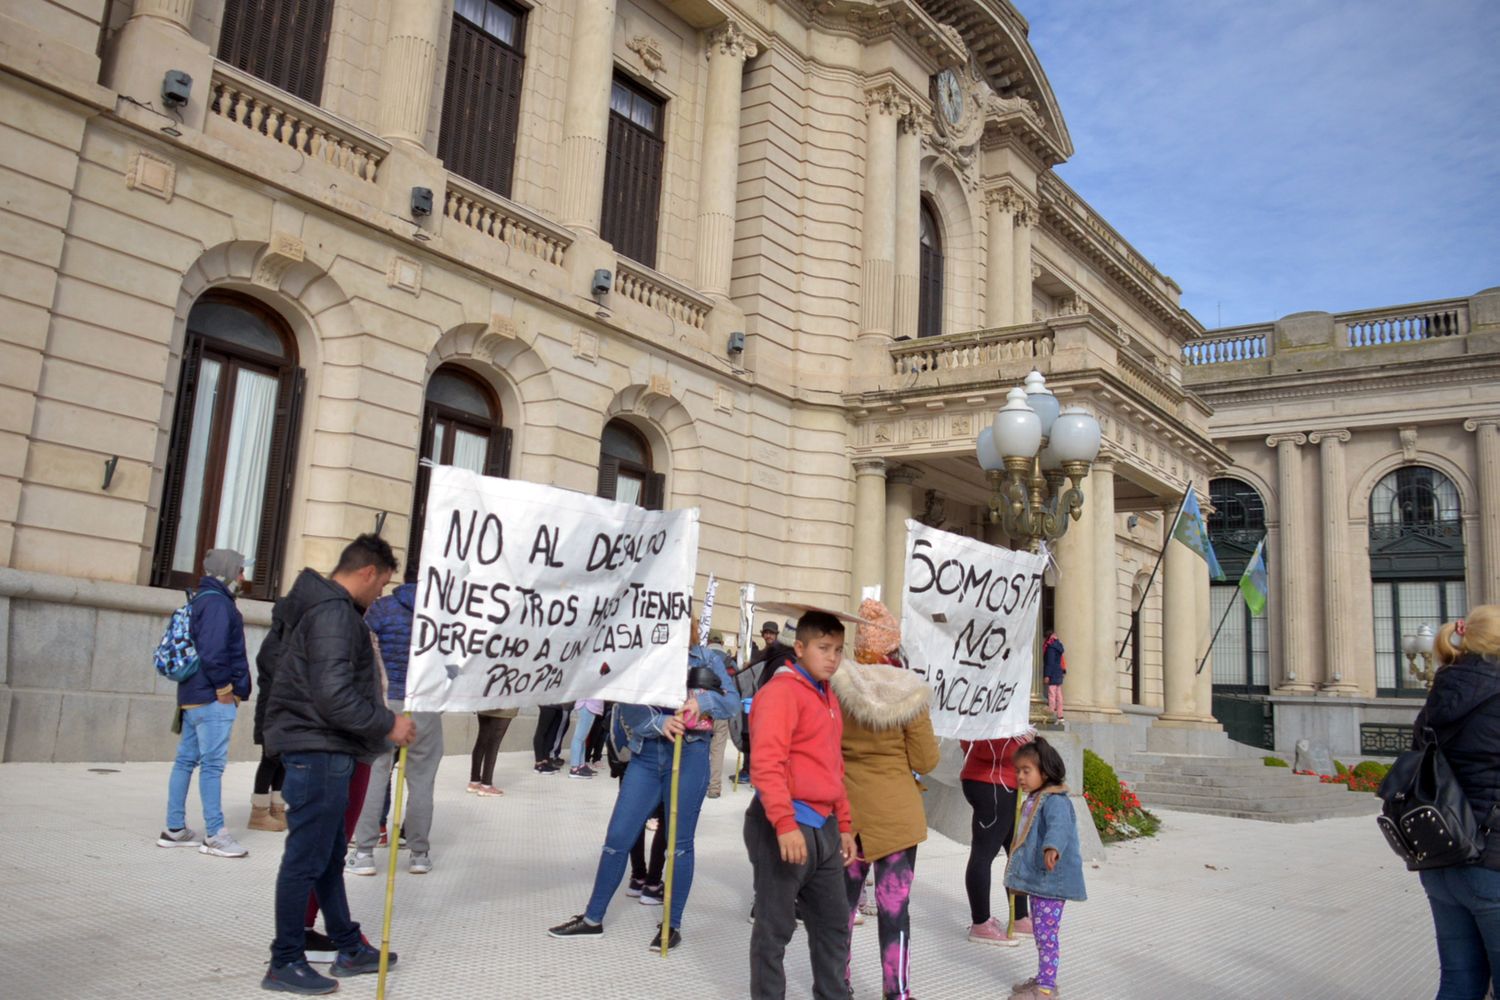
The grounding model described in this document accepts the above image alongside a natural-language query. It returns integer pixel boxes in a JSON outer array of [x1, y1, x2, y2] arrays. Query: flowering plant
[[1081, 753, 1159, 842]]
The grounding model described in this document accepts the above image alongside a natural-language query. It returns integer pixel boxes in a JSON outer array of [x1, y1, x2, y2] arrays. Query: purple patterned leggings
[[1031, 896, 1065, 990], [844, 842, 917, 999]]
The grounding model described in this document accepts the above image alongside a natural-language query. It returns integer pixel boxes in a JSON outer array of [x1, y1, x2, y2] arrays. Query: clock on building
[[934, 68, 964, 129]]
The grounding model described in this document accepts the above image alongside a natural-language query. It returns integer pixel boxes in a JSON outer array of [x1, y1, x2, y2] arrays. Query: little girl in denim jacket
[[1003, 737, 1086, 999]]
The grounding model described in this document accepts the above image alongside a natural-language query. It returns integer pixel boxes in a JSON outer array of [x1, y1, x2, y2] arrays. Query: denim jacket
[[1003, 786, 1087, 902], [615, 645, 738, 754]]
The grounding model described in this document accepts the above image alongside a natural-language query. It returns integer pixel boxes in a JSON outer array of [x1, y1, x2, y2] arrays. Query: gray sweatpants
[[355, 700, 443, 855]]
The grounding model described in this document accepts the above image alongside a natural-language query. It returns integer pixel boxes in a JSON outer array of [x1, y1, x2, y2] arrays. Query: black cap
[[760, 620, 779, 634], [687, 665, 724, 694]]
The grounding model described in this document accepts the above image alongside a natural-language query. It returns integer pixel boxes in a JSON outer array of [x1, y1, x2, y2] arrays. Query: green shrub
[[1083, 749, 1123, 812], [1263, 756, 1289, 767], [1352, 760, 1390, 781], [1334, 760, 1349, 776]]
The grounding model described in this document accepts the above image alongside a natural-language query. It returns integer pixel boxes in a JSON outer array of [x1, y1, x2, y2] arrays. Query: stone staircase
[[1116, 752, 1381, 823]]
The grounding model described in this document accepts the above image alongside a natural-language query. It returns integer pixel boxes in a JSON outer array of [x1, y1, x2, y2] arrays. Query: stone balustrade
[[209, 65, 385, 183], [890, 325, 1054, 376], [1183, 329, 1269, 366], [1118, 353, 1183, 412], [443, 177, 573, 267], [615, 259, 711, 330], [1342, 301, 1468, 347]]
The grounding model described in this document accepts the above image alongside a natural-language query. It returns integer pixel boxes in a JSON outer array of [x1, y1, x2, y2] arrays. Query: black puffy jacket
[[253, 581, 317, 746], [262, 569, 395, 760], [1414, 654, 1500, 868]]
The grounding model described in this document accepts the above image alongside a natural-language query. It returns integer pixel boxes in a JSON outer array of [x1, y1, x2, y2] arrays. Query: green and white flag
[[1238, 537, 1268, 617]]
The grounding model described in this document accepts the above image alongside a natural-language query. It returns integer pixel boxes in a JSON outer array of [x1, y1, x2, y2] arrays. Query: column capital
[[1308, 428, 1351, 446], [1012, 203, 1037, 229], [886, 464, 922, 486], [706, 20, 759, 62], [1465, 417, 1500, 433], [1265, 432, 1307, 449], [865, 83, 912, 118], [853, 457, 888, 476], [1092, 449, 1119, 473]]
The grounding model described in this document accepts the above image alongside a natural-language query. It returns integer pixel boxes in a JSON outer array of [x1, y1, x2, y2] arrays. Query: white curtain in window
[[171, 358, 222, 573], [452, 428, 489, 474], [616, 472, 644, 507], [213, 368, 278, 579]]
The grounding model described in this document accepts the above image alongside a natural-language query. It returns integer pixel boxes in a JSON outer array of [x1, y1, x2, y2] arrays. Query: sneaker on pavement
[[346, 851, 376, 876], [648, 924, 681, 951], [262, 959, 338, 995], [408, 852, 432, 875], [329, 941, 395, 978], [639, 883, 664, 906], [969, 917, 1021, 947], [476, 784, 503, 796], [1012, 916, 1034, 936], [548, 756, 566, 768], [1011, 985, 1058, 999], [853, 909, 865, 926], [626, 878, 646, 898], [200, 830, 248, 858], [466, 781, 481, 794], [568, 764, 596, 779], [548, 914, 603, 939], [156, 826, 198, 848], [534, 760, 559, 774], [377, 825, 388, 847], [302, 929, 337, 964]]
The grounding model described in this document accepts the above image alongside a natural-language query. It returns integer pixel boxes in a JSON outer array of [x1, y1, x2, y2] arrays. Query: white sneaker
[[409, 852, 432, 875], [157, 826, 199, 848], [199, 830, 248, 858], [347, 851, 377, 876]]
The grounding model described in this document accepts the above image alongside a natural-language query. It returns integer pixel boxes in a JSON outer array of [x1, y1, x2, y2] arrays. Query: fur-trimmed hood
[[830, 660, 931, 730]]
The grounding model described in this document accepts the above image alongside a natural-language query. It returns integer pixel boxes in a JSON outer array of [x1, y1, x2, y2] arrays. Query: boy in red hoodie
[[744, 611, 857, 999]]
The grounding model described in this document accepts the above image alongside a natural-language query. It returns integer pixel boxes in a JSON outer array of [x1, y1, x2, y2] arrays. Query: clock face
[[936, 69, 964, 127]]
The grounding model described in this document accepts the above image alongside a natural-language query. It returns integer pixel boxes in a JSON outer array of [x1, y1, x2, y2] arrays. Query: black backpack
[[1377, 723, 1489, 871]]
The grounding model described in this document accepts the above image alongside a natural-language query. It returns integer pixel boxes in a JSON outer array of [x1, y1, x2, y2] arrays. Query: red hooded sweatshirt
[[749, 664, 852, 836]]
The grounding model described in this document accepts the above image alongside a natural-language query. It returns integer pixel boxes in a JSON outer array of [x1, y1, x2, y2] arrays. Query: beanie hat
[[855, 598, 901, 663], [202, 548, 246, 582]]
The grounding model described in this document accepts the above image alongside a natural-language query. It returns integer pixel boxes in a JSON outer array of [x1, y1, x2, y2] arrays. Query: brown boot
[[248, 793, 280, 832], [267, 791, 289, 831]]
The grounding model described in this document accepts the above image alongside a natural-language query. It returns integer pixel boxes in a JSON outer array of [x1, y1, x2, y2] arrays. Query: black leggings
[[471, 714, 512, 784], [963, 778, 1028, 925], [533, 706, 568, 763], [253, 750, 284, 795], [630, 803, 667, 884]]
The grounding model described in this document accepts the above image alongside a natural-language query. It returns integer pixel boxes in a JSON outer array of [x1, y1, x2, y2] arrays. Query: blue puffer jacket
[[364, 583, 417, 700], [1043, 636, 1066, 685], [179, 577, 251, 707], [1004, 787, 1087, 902]]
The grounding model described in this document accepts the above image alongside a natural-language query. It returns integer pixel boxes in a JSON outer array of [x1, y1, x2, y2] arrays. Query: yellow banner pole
[[659, 732, 684, 958], [376, 724, 411, 1000]]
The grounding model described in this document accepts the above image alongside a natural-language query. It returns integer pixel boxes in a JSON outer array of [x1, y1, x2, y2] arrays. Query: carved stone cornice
[[799, 0, 967, 67], [853, 456, 888, 476], [1265, 433, 1307, 448], [1307, 429, 1351, 446], [886, 464, 922, 486], [706, 20, 759, 63]]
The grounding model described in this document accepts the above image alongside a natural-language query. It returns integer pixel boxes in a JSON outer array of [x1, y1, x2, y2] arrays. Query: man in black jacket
[[261, 535, 415, 995]]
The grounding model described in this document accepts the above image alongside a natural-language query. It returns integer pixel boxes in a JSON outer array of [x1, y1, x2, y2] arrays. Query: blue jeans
[[165, 701, 236, 834], [584, 736, 710, 929], [272, 751, 362, 967], [569, 707, 597, 768], [1421, 864, 1500, 999]]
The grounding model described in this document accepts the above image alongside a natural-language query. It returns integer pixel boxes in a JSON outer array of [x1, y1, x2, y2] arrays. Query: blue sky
[[1025, 0, 1500, 329]]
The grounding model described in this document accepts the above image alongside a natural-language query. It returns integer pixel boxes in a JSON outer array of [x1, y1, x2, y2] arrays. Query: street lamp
[[976, 370, 1101, 552], [1402, 624, 1438, 688]]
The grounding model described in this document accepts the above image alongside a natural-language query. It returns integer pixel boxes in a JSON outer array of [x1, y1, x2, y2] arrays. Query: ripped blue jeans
[[584, 735, 709, 930]]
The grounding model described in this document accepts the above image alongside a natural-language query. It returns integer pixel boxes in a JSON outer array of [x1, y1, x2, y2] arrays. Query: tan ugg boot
[[248, 793, 279, 832], [267, 791, 289, 832]]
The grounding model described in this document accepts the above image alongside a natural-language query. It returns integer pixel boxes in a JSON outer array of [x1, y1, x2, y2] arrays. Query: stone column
[[1160, 504, 1197, 721], [132, 0, 195, 28], [984, 187, 1016, 327], [1011, 200, 1035, 326], [559, 0, 619, 232], [1467, 418, 1500, 604], [859, 85, 907, 340], [375, 0, 448, 145], [695, 22, 757, 297], [1090, 456, 1122, 714], [892, 112, 922, 338], [1268, 434, 1313, 691], [851, 459, 888, 607], [1051, 484, 1096, 713], [884, 466, 920, 615], [1193, 545, 1216, 721], [1310, 430, 1356, 691]]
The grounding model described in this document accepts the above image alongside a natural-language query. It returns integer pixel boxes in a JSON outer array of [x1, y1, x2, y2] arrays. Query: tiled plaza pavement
[[0, 751, 1435, 999]]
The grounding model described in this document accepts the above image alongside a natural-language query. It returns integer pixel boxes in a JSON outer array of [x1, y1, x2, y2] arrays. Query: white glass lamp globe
[[992, 387, 1042, 460], [1039, 436, 1064, 472], [1023, 370, 1060, 439], [1401, 634, 1417, 656], [1414, 623, 1436, 655], [1049, 406, 1101, 464], [976, 426, 1005, 472]]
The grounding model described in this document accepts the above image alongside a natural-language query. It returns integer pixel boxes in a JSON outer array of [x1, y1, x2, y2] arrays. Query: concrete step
[[1120, 752, 1383, 822], [1142, 789, 1379, 819], [1131, 778, 1342, 801], [1121, 754, 1278, 776], [1130, 771, 1335, 792], [1154, 799, 1379, 823]]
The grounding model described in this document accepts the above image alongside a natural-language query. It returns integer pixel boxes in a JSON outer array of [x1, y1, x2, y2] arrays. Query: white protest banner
[[900, 519, 1048, 740], [404, 466, 700, 713]]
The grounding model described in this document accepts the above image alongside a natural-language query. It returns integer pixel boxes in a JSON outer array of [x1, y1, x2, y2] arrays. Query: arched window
[[154, 293, 304, 600], [1369, 466, 1465, 695], [1207, 477, 1268, 695], [408, 366, 510, 565], [597, 419, 664, 509], [917, 200, 944, 339]]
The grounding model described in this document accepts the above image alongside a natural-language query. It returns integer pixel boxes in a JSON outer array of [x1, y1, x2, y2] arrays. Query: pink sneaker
[[968, 917, 1021, 947], [1012, 916, 1034, 936], [475, 784, 503, 797]]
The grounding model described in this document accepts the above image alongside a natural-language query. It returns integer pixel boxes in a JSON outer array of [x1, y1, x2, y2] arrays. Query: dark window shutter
[[438, 10, 527, 198], [254, 366, 305, 599], [406, 410, 439, 571], [642, 472, 666, 511], [218, 0, 333, 105], [600, 79, 665, 268], [152, 336, 207, 588], [596, 456, 620, 500], [919, 242, 944, 338], [488, 426, 513, 479]]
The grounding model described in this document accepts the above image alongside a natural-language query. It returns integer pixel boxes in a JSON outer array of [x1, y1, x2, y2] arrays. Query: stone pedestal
[[102, 0, 213, 133]]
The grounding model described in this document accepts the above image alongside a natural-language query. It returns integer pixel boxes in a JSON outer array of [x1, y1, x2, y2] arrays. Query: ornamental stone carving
[[706, 21, 758, 62], [866, 83, 912, 118], [627, 35, 665, 74]]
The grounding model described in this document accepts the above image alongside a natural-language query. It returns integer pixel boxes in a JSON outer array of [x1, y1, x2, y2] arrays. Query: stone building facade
[[1186, 291, 1500, 758], [0, 0, 1227, 762]]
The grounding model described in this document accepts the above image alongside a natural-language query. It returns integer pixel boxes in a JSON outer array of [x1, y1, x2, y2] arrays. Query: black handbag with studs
[[1377, 724, 1488, 871]]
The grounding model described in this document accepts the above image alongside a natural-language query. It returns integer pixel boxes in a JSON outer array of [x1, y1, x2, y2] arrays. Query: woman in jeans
[[1412, 604, 1500, 999]]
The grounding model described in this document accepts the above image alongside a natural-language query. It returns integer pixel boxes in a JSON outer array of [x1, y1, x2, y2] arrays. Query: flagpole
[[1196, 588, 1242, 676], [1117, 483, 1193, 659]]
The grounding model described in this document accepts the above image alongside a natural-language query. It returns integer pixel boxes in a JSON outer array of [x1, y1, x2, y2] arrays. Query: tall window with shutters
[[597, 419, 664, 510], [153, 294, 304, 600], [600, 75, 666, 268], [438, 0, 527, 198], [918, 200, 945, 338], [408, 367, 511, 566], [217, 0, 334, 104]]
